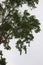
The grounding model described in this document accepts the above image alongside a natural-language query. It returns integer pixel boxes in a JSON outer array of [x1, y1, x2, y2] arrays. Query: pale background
[[0, 0, 43, 65]]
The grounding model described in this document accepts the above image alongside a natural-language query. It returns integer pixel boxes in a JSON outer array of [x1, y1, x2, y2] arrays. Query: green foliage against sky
[[0, 51, 6, 65], [0, 0, 40, 55]]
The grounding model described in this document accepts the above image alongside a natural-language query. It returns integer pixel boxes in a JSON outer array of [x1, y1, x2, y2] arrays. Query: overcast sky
[[0, 0, 43, 65]]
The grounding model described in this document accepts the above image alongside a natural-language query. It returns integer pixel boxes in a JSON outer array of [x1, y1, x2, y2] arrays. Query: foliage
[[0, 51, 6, 65], [0, 0, 40, 55]]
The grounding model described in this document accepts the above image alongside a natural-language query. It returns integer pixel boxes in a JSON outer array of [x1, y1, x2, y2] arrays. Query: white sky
[[0, 0, 43, 65]]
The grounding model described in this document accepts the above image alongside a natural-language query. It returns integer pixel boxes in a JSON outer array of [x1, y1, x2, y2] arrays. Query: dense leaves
[[0, 0, 40, 54]]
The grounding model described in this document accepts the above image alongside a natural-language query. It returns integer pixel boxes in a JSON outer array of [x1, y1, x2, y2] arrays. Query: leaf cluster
[[0, 0, 40, 54]]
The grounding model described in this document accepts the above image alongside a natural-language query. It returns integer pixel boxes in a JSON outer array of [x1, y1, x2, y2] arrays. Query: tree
[[0, 0, 40, 55]]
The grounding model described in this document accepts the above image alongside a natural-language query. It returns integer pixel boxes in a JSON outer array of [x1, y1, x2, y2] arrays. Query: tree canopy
[[0, 0, 40, 55]]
